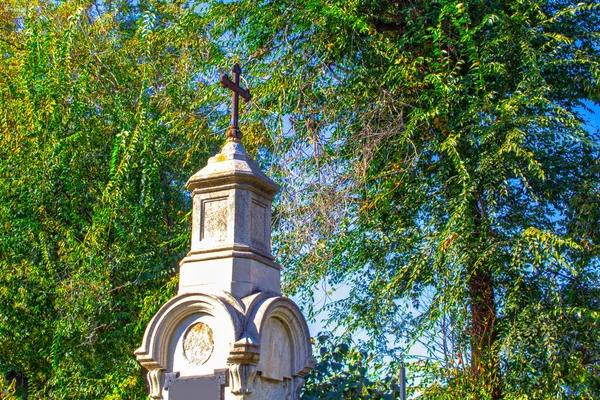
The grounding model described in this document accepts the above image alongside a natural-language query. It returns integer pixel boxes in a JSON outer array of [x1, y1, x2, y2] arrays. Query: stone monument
[[135, 64, 314, 400]]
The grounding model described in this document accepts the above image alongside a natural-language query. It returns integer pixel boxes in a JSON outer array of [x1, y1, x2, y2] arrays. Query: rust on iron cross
[[220, 63, 252, 141]]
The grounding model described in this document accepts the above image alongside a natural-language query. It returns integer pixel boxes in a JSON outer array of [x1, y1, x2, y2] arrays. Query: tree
[[207, 0, 600, 398], [0, 0, 245, 397], [1, 0, 599, 398], [302, 333, 401, 400]]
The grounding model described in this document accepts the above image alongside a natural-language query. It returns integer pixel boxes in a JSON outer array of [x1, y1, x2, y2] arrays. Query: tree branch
[[0, 35, 24, 51]]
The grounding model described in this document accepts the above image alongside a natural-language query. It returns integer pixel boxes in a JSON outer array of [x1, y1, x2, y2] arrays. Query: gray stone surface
[[183, 322, 214, 365], [136, 139, 314, 399], [180, 140, 280, 299], [166, 369, 228, 400]]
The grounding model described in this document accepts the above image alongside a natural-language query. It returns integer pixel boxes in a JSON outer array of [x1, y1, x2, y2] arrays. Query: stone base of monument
[[135, 291, 313, 400]]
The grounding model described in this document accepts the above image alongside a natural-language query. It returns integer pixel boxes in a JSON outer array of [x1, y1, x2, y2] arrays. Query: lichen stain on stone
[[183, 322, 214, 365], [203, 199, 228, 242]]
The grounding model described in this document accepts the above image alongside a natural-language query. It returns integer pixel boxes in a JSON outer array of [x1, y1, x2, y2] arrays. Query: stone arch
[[247, 296, 314, 381], [135, 292, 244, 397]]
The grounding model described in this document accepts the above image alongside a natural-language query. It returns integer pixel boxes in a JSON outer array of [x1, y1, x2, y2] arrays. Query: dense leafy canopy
[[1, 0, 599, 399], [0, 0, 226, 397], [302, 333, 402, 400], [211, 0, 600, 398]]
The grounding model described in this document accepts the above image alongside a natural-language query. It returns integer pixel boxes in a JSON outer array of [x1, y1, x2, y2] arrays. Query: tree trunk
[[469, 196, 501, 399]]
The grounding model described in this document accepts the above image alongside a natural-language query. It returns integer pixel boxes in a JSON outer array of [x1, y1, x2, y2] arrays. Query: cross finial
[[220, 63, 252, 141]]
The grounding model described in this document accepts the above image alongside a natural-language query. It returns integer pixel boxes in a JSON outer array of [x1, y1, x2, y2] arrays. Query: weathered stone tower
[[135, 65, 314, 400]]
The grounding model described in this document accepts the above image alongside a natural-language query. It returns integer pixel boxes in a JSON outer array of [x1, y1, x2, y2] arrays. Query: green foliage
[[0, 0, 599, 398], [0, 0, 234, 397], [0, 378, 17, 400], [302, 333, 401, 400], [208, 0, 600, 398]]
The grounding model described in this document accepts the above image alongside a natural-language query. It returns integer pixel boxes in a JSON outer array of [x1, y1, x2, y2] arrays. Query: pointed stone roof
[[186, 139, 278, 198]]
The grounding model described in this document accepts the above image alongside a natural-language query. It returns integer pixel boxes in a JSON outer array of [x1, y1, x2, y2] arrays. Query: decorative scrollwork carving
[[227, 333, 260, 396], [229, 363, 257, 397], [147, 368, 165, 399]]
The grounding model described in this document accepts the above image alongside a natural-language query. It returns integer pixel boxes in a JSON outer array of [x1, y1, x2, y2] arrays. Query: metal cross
[[220, 63, 252, 140]]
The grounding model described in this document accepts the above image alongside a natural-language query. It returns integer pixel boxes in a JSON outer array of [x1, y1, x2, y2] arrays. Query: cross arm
[[220, 74, 252, 102]]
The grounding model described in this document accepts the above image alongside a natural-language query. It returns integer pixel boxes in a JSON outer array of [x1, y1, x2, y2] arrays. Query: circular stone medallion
[[183, 322, 214, 365]]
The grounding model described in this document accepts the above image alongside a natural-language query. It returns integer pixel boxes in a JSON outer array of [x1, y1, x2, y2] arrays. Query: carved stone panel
[[167, 369, 228, 400], [202, 197, 228, 243], [250, 200, 267, 249], [183, 322, 214, 365], [258, 317, 293, 381]]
